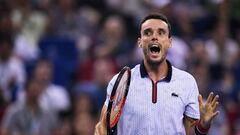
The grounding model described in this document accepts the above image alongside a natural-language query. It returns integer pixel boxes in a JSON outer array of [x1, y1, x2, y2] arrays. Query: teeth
[[152, 44, 159, 47], [150, 44, 160, 53]]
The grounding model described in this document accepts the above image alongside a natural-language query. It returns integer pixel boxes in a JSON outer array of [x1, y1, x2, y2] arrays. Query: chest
[[123, 78, 188, 119]]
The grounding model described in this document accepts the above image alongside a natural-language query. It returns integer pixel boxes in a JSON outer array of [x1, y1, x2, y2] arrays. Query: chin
[[146, 57, 164, 66]]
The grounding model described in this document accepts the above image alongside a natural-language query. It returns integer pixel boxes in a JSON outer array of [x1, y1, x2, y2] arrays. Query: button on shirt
[[104, 60, 200, 135]]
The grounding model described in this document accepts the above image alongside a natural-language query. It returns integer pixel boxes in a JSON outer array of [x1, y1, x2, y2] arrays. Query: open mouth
[[150, 44, 160, 53]]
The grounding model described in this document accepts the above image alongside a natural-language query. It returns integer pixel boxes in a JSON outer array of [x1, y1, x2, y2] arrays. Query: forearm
[[184, 116, 210, 135], [183, 116, 197, 135]]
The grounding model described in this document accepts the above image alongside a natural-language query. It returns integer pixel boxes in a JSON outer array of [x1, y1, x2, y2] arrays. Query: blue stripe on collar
[[140, 60, 172, 82]]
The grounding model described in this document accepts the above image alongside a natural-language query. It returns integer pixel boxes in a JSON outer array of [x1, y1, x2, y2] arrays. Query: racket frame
[[106, 66, 131, 135]]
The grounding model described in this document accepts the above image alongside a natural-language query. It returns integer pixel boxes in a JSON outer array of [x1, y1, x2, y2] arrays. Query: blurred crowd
[[0, 0, 240, 135]]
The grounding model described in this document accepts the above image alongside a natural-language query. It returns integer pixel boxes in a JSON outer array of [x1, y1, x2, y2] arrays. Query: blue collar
[[140, 60, 172, 82]]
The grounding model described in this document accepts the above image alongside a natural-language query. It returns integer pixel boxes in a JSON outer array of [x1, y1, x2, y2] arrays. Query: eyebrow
[[143, 28, 152, 32], [158, 28, 167, 33], [143, 28, 167, 33]]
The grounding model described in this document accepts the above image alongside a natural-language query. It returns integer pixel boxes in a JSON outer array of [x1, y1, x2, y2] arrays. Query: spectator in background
[[18, 59, 70, 113], [94, 15, 134, 67], [11, 0, 48, 62], [0, 32, 26, 103], [205, 22, 239, 70], [166, 36, 190, 70], [73, 112, 96, 135], [49, 0, 81, 39], [0, 77, 59, 135], [76, 57, 117, 110], [106, 0, 172, 25], [0, 2, 13, 34], [77, 15, 129, 83], [73, 58, 117, 134], [189, 40, 210, 98], [72, 93, 98, 135], [76, 6, 101, 61]]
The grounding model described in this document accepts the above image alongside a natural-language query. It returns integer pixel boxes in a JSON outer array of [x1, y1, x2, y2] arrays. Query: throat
[[145, 60, 168, 82], [149, 73, 166, 83]]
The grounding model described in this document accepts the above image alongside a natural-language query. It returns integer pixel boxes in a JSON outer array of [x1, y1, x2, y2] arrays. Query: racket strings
[[112, 72, 128, 108], [110, 71, 129, 126]]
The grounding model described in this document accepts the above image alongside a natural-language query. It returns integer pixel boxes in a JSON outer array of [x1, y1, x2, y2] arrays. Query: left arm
[[184, 93, 219, 135], [183, 116, 198, 135]]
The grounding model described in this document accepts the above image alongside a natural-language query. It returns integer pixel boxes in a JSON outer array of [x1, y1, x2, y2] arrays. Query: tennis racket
[[106, 66, 131, 135]]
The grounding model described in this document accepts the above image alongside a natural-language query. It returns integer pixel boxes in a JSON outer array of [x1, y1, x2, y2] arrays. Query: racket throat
[[152, 81, 158, 103]]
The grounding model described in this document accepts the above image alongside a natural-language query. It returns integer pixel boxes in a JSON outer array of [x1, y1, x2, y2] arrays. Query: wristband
[[195, 126, 206, 135], [195, 120, 210, 134]]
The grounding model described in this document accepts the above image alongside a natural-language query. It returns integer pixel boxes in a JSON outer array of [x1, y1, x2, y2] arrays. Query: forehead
[[141, 19, 168, 31]]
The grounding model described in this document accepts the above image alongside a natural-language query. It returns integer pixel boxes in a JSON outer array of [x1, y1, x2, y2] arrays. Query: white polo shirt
[[105, 60, 200, 135]]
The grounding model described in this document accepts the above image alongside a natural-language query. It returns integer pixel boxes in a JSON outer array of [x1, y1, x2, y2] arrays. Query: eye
[[158, 29, 166, 35], [143, 29, 152, 36]]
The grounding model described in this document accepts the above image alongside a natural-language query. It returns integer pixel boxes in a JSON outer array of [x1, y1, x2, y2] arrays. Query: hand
[[95, 109, 107, 135], [198, 93, 220, 129]]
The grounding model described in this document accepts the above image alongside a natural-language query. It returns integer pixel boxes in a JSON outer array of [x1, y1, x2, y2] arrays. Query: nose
[[151, 32, 158, 41]]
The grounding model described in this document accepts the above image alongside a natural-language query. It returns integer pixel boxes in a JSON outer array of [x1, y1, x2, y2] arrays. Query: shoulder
[[130, 64, 141, 78], [109, 64, 141, 83], [171, 66, 196, 82], [131, 64, 140, 72]]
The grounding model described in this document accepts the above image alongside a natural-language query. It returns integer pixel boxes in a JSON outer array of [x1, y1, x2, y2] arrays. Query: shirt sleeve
[[104, 74, 118, 107], [184, 76, 200, 119]]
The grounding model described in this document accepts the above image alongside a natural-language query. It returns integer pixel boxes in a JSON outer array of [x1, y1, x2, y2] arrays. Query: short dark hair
[[139, 13, 171, 38]]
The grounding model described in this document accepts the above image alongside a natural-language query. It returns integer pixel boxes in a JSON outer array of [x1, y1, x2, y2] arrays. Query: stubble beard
[[143, 48, 167, 67]]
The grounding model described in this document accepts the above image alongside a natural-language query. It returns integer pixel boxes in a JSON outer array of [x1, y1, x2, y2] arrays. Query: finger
[[100, 124, 107, 135], [211, 111, 220, 120], [206, 92, 214, 104], [95, 129, 99, 135], [97, 106, 108, 134], [211, 95, 219, 106], [102, 111, 107, 126], [198, 95, 203, 107], [96, 122, 107, 135], [212, 102, 219, 112], [100, 108, 108, 125], [95, 123, 100, 135]]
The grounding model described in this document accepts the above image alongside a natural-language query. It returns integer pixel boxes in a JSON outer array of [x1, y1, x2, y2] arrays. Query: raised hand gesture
[[198, 92, 220, 129]]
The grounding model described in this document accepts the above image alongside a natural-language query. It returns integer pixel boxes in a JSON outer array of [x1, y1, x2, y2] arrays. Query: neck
[[144, 59, 168, 83]]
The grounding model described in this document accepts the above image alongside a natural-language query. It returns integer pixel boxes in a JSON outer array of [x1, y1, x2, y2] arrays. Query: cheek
[[142, 36, 150, 42], [142, 45, 148, 55], [162, 39, 171, 48]]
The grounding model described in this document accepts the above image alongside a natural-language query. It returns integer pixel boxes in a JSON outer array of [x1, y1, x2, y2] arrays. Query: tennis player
[[95, 13, 219, 135]]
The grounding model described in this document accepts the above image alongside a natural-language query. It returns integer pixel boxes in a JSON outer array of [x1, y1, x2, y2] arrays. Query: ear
[[137, 38, 142, 48]]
